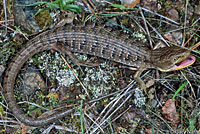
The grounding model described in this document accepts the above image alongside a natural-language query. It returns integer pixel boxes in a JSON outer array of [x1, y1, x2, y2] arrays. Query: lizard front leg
[[134, 65, 147, 93], [132, 60, 156, 93]]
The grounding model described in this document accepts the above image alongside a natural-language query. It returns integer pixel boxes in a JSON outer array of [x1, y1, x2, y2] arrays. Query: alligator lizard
[[3, 26, 195, 126]]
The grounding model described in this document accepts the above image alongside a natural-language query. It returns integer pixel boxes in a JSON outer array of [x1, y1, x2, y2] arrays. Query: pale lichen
[[56, 69, 77, 87], [29, 51, 118, 98], [133, 88, 146, 107], [82, 61, 117, 98]]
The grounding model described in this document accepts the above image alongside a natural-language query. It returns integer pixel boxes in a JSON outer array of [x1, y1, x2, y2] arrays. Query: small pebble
[[167, 8, 179, 21]]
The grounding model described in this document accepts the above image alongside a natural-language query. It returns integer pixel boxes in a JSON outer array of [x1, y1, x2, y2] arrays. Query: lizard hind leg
[[51, 42, 100, 67]]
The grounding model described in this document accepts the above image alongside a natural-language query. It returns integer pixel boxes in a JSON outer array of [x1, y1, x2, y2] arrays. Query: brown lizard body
[[3, 26, 195, 126]]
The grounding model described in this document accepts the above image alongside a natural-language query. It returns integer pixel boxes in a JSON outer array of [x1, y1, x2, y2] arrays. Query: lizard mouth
[[172, 55, 196, 70]]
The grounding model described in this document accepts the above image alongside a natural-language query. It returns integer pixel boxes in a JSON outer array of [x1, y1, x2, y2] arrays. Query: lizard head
[[151, 46, 195, 72]]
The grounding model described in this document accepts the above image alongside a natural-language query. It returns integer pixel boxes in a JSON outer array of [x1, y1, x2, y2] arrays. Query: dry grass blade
[[60, 55, 89, 96], [181, 0, 189, 47], [138, 6, 180, 25], [183, 27, 200, 47], [0, 19, 14, 23], [190, 41, 200, 50], [138, 6, 153, 48], [83, 0, 96, 15], [90, 83, 134, 133], [3, 0, 7, 36]]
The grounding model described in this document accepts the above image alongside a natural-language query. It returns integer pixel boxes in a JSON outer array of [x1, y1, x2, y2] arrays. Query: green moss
[[34, 9, 53, 30], [0, 41, 18, 65]]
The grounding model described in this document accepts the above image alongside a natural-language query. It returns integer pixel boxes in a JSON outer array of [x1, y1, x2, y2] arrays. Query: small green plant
[[26, 0, 82, 15]]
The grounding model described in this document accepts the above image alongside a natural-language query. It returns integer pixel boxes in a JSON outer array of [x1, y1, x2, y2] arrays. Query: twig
[[146, 21, 170, 47], [55, 125, 80, 133], [151, 111, 175, 133], [85, 112, 104, 133], [190, 41, 200, 50], [91, 93, 133, 133], [183, 27, 200, 47], [0, 24, 29, 40], [0, 19, 14, 23], [138, 6, 180, 25], [42, 123, 55, 134], [129, 16, 147, 35], [17, 101, 49, 111], [181, 0, 189, 47], [180, 71, 196, 99], [60, 55, 89, 96], [139, 6, 153, 48], [88, 0, 97, 12], [191, 17, 200, 26], [88, 80, 134, 131], [3, 0, 8, 36], [83, 0, 96, 14]]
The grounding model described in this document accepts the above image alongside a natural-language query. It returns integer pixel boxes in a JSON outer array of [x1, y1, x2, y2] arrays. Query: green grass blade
[[63, 4, 82, 12], [172, 81, 188, 100], [111, 4, 125, 9], [80, 100, 84, 134]]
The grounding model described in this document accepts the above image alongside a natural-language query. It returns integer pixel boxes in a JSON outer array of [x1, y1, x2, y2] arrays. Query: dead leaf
[[121, 0, 140, 8], [21, 123, 32, 134], [163, 31, 182, 45], [162, 99, 179, 129], [145, 127, 153, 134]]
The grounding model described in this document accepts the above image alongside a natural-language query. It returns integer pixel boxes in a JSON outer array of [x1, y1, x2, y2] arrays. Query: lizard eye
[[173, 58, 177, 62], [173, 56, 181, 62]]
